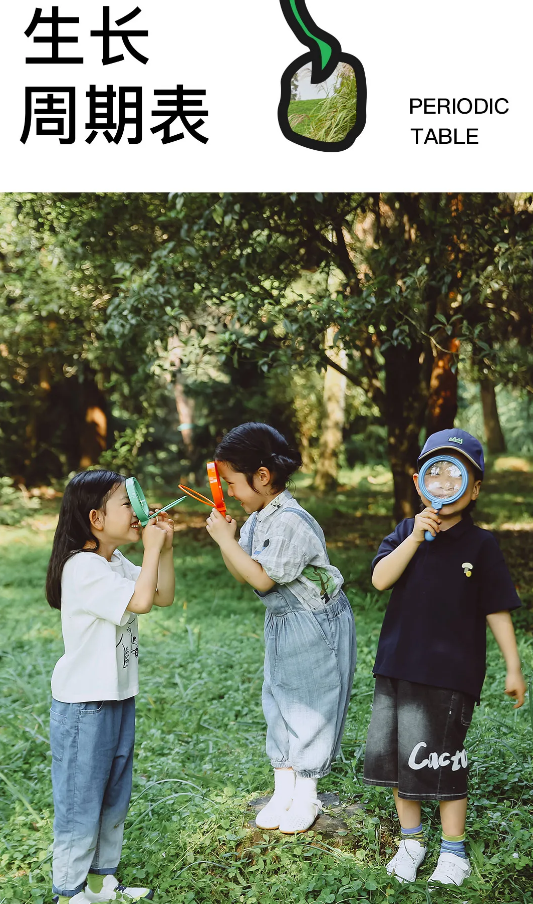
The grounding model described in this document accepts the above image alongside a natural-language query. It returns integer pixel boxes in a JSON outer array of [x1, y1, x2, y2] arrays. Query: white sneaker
[[84, 876, 153, 902], [429, 852, 471, 886], [53, 893, 94, 904], [278, 799, 322, 834], [386, 839, 426, 883], [255, 795, 293, 829]]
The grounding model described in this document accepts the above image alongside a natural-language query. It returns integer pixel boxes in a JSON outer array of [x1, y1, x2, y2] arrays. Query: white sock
[[293, 775, 318, 804], [272, 767, 295, 802]]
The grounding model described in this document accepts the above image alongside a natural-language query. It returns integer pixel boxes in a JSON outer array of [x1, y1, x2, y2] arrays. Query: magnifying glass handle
[[424, 500, 443, 542], [145, 496, 187, 522]]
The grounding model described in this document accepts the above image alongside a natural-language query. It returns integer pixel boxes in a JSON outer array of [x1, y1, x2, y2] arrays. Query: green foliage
[[0, 193, 180, 483], [0, 471, 532, 902], [97, 425, 150, 475], [458, 379, 533, 457], [3, 192, 533, 520], [0, 478, 40, 526]]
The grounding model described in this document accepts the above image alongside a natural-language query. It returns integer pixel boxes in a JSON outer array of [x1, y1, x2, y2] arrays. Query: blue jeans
[[50, 697, 135, 897], [261, 587, 356, 778]]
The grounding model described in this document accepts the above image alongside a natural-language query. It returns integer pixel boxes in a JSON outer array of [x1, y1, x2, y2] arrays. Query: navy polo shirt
[[371, 514, 521, 702]]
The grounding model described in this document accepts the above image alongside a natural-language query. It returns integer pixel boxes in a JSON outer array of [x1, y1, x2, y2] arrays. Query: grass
[[287, 100, 323, 136], [288, 66, 358, 143], [307, 67, 357, 145], [1, 461, 533, 903]]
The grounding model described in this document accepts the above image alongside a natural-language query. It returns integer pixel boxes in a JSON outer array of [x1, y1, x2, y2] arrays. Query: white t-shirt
[[51, 549, 142, 703]]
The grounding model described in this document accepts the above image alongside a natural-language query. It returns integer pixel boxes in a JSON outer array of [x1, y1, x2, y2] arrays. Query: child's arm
[[127, 522, 166, 614], [221, 551, 247, 584], [153, 550, 175, 606], [372, 507, 441, 590], [153, 514, 175, 607], [206, 509, 275, 592], [486, 610, 527, 708]]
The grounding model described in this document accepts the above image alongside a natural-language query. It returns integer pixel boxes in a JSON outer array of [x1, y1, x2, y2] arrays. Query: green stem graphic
[[288, 0, 333, 73], [278, 0, 367, 150]]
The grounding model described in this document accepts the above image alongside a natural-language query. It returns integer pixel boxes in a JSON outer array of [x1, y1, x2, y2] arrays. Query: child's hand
[[142, 520, 166, 553], [205, 508, 237, 546], [505, 670, 527, 708], [412, 507, 441, 542], [155, 511, 175, 550]]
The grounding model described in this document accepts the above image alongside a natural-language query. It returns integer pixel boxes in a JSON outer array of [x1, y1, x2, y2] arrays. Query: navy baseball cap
[[417, 428, 485, 476]]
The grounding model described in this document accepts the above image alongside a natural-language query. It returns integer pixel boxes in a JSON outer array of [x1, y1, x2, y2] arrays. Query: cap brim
[[417, 445, 483, 474]]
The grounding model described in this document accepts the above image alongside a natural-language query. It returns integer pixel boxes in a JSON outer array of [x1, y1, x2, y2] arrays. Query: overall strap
[[247, 511, 259, 553], [283, 506, 327, 554], [250, 504, 328, 610]]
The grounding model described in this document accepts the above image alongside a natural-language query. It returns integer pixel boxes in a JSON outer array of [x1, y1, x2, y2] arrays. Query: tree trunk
[[174, 376, 195, 456], [426, 337, 460, 433], [78, 380, 108, 468], [26, 371, 108, 481], [298, 430, 314, 474], [314, 330, 347, 493], [383, 343, 427, 522], [168, 336, 195, 456], [480, 377, 506, 453]]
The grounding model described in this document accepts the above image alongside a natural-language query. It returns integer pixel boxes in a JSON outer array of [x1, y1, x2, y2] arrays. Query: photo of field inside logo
[[278, 0, 366, 152]]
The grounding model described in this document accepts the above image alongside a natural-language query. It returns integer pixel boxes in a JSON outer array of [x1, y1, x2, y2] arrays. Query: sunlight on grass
[[492, 455, 532, 472]]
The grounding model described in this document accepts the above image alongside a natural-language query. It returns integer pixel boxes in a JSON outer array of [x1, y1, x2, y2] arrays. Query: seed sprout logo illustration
[[278, 0, 366, 152]]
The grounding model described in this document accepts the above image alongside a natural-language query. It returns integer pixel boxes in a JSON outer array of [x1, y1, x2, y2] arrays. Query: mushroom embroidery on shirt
[[462, 562, 473, 577]]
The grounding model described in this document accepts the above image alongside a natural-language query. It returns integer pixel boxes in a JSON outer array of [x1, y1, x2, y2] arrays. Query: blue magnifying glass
[[418, 455, 469, 542]]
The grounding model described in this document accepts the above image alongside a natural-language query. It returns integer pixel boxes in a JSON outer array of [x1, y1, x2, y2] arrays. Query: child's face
[[216, 461, 275, 514], [413, 452, 481, 515], [90, 482, 141, 544]]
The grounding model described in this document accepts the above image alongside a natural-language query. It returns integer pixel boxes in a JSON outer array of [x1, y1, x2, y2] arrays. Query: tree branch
[[320, 353, 358, 384], [320, 348, 386, 413], [403, 313, 461, 356]]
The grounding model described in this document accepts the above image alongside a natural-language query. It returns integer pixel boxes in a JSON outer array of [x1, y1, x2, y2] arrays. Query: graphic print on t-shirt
[[116, 615, 138, 669]]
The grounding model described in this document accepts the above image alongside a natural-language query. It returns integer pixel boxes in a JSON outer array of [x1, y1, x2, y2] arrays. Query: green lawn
[[287, 99, 323, 136], [1, 463, 532, 903]]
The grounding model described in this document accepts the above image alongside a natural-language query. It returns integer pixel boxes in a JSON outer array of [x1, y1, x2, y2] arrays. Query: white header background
[[1, 0, 532, 190]]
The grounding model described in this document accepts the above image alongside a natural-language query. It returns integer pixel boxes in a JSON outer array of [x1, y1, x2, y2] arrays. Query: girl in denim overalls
[[206, 423, 357, 833]]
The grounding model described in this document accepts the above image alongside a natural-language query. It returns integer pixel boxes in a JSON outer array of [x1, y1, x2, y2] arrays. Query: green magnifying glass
[[125, 477, 187, 528]]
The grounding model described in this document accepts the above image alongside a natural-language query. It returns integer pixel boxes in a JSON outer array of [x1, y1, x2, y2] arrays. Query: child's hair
[[46, 469, 125, 611], [215, 422, 302, 492]]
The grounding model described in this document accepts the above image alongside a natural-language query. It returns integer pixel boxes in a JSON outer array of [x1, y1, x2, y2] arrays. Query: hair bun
[[215, 422, 302, 492]]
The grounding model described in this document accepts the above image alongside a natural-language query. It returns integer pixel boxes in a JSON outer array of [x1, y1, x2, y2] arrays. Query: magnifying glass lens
[[422, 459, 463, 500]]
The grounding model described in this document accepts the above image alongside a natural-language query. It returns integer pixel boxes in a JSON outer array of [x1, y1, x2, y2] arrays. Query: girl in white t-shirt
[[45, 470, 175, 904]]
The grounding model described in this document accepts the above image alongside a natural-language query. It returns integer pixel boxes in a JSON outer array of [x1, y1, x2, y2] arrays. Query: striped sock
[[401, 823, 425, 845], [441, 832, 467, 859]]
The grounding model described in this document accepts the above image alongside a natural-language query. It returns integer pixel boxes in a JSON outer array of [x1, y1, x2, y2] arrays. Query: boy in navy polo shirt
[[364, 429, 526, 887]]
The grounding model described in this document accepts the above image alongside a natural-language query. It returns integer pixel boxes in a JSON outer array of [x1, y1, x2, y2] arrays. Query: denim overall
[[242, 507, 357, 778]]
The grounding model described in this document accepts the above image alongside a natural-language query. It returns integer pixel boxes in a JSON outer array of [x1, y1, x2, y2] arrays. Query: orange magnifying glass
[[179, 461, 226, 517]]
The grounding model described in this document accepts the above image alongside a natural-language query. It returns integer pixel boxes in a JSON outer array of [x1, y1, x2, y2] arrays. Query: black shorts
[[363, 676, 475, 800]]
